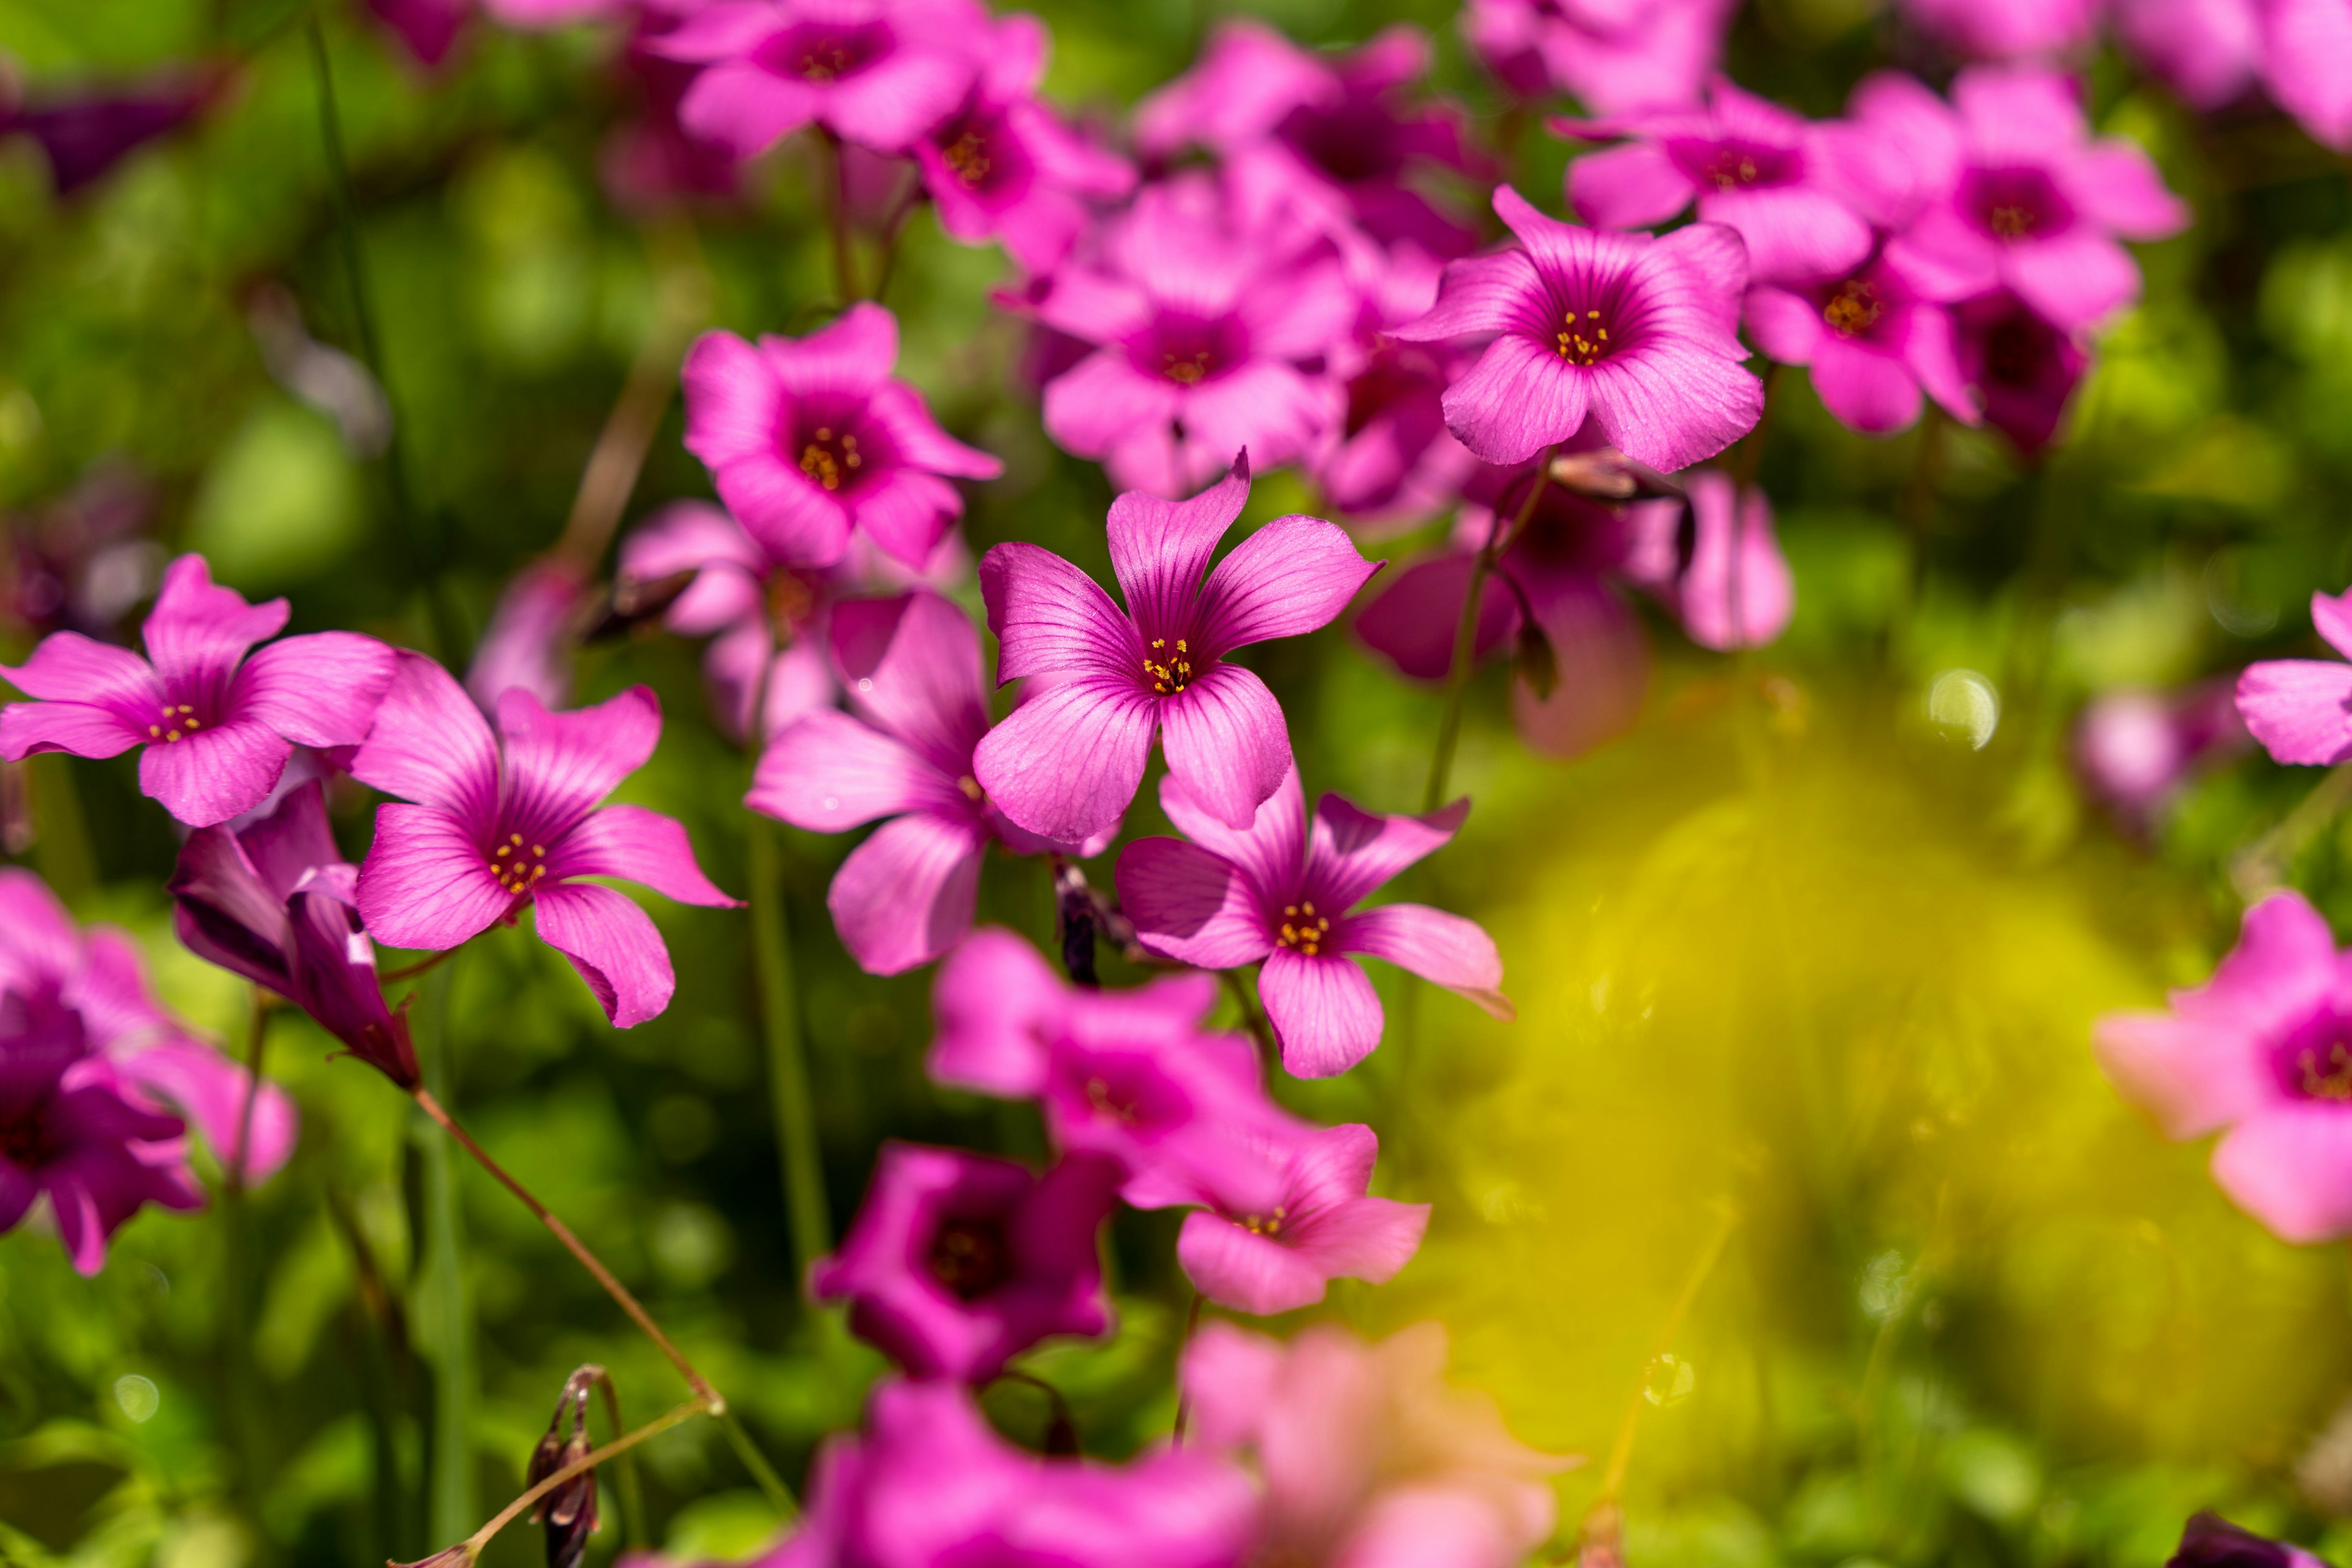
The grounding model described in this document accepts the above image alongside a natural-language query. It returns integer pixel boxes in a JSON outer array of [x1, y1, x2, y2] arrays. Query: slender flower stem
[[1593, 1202, 1740, 1504], [1425, 449, 1556, 812], [587, 1370, 647, 1551], [2233, 760, 2352, 900], [1219, 968, 1276, 1069], [438, 1396, 713, 1566], [228, 985, 270, 1197], [869, 184, 928, 305], [717, 1408, 799, 1521], [221, 984, 272, 1546], [413, 962, 473, 1544], [1170, 1291, 1207, 1444], [820, 131, 858, 303], [750, 811, 832, 1274], [382, 945, 466, 984]]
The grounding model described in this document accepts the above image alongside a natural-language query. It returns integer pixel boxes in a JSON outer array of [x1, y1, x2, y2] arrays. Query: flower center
[[1823, 279, 1883, 338], [1163, 350, 1212, 384], [1700, 149, 1760, 190], [489, 831, 548, 896], [928, 1215, 1013, 1299], [0, 1107, 50, 1167], [1556, 308, 1612, 365], [1240, 1204, 1289, 1237], [943, 128, 991, 187], [1964, 167, 2070, 246], [146, 702, 203, 744], [1142, 637, 1193, 695], [2296, 1038, 2352, 1101], [1275, 900, 1330, 956], [797, 426, 864, 492], [1988, 204, 2035, 239], [957, 774, 984, 803]]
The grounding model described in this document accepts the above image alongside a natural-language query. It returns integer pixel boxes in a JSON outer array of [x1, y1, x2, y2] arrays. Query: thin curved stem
[[749, 812, 831, 1275], [382, 944, 465, 984], [1595, 1201, 1739, 1504], [588, 1370, 647, 1551], [438, 1396, 712, 1566], [1170, 1291, 1207, 1444], [1425, 450, 1555, 812], [717, 1408, 799, 1522], [820, 130, 858, 303], [1219, 968, 1276, 1071]]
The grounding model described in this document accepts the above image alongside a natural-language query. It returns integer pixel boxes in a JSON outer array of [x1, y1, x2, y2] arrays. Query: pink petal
[[1509, 575, 1650, 759], [1340, 1485, 1540, 1568], [232, 632, 396, 748], [1583, 343, 1764, 472], [1289, 1191, 1428, 1287], [2003, 232, 2143, 330], [761, 638, 837, 744], [2068, 144, 2190, 239], [1566, 141, 1695, 230], [2235, 658, 2352, 765], [0, 695, 148, 761], [1159, 763, 1306, 905], [1176, 1209, 1335, 1314], [494, 684, 661, 838], [680, 331, 784, 469], [138, 717, 292, 827], [862, 380, 1002, 480], [2211, 1104, 2352, 1243], [1259, 948, 1383, 1077], [972, 674, 1158, 845], [115, 1041, 298, 1186], [979, 543, 1144, 685], [821, 47, 976, 152], [2090, 1009, 2269, 1140], [1178, 1321, 1286, 1450], [1041, 349, 1183, 461], [1158, 662, 1292, 831], [621, 499, 765, 582], [825, 810, 990, 975], [1114, 837, 1272, 968], [1744, 285, 1826, 366], [549, 804, 740, 907], [1105, 459, 1251, 635], [847, 469, 965, 570], [752, 708, 963, 830], [1309, 795, 1465, 911], [1342, 903, 1511, 1020], [532, 881, 676, 1028], [1678, 474, 1795, 648], [720, 451, 856, 570], [2179, 891, 2342, 1038], [1953, 66, 2087, 156], [2315, 589, 2352, 660], [1392, 249, 1547, 342], [1441, 334, 1594, 467], [764, 303, 899, 404], [141, 556, 289, 700], [831, 590, 990, 776], [355, 802, 514, 951], [0, 633, 160, 756], [678, 60, 823, 157], [647, 1, 780, 62], [2261, 0, 2352, 151], [1353, 552, 1518, 684], [0, 868, 80, 992], [1702, 184, 1873, 287], [349, 651, 500, 821], [927, 926, 1066, 1095], [1644, 220, 1754, 342], [1193, 516, 1381, 657], [1816, 334, 1929, 435]]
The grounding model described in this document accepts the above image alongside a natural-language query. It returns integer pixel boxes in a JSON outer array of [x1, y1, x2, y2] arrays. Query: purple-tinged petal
[[548, 804, 740, 907], [862, 381, 1002, 480], [972, 675, 1159, 845], [1259, 948, 1384, 1077], [531, 881, 675, 1028], [763, 303, 899, 404], [1106, 461, 1252, 637], [1566, 141, 1695, 230], [2069, 144, 2192, 239], [1160, 764, 1306, 907], [846, 469, 965, 571], [644, 1, 777, 61], [820, 47, 977, 153], [355, 803, 513, 952], [495, 685, 661, 841], [1175, 365, 1336, 481], [0, 696, 149, 761], [1159, 662, 1292, 831], [1676, 473, 1794, 649], [0, 634, 160, 758], [2004, 232, 2143, 330], [1391, 249, 1548, 342], [2176, 891, 2342, 1037], [1341, 903, 1512, 1020], [349, 651, 500, 823], [2211, 1104, 2352, 1243], [141, 556, 288, 702], [116, 1041, 297, 1185], [979, 543, 1144, 685], [1289, 1216, 1427, 1291], [831, 591, 990, 775], [1354, 552, 1518, 684], [826, 811, 990, 976], [1585, 345, 1763, 472], [1701, 184, 1872, 286], [621, 499, 765, 583], [1441, 335, 1593, 466], [1177, 1209, 1336, 1315], [1309, 796, 1466, 912], [750, 708, 963, 831], [2236, 659, 2352, 766], [2262, 0, 2352, 151], [232, 632, 396, 748], [138, 718, 292, 828], [1193, 516, 1381, 658], [928, 927, 1067, 1095], [1115, 838, 1273, 968]]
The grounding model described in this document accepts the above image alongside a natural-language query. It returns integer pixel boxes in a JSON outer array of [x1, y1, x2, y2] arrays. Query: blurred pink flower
[[1898, 0, 2102, 59], [1460, 0, 1735, 115], [2168, 1512, 2334, 1568], [1175, 1123, 1428, 1314], [467, 559, 586, 714], [364, 0, 472, 67], [2095, 890, 2352, 1243], [1950, 288, 2090, 453], [1745, 250, 1975, 435], [1182, 1320, 1574, 1568], [1314, 337, 1481, 530], [1620, 469, 1795, 650], [2075, 680, 2248, 822], [2237, 588, 2352, 765]]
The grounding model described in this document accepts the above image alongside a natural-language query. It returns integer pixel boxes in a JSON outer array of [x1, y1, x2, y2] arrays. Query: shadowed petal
[[549, 804, 740, 907], [1392, 249, 1547, 342], [862, 380, 1002, 480], [2091, 1009, 2269, 1140], [831, 591, 991, 775], [349, 651, 500, 823], [1159, 764, 1305, 905], [1310, 796, 1466, 911], [1354, 552, 1518, 684], [1178, 1210, 1335, 1314], [532, 881, 676, 1028], [1259, 948, 1382, 1077], [973, 676, 1158, 845], [138, 718, 292, 827], [2315, 590, 2352, 660], [356, 803, 512, 951], [232, 632, 397, 748], [1341, 903, 1511, 1019], [1115, 837, 1272, 968], [1193, 516, 1380, 657], [1159, 662, 1291, 831], [495, 685, 662, 840], [848, 469, 966, 570], [826, 810, 990, 976], [116, 1041, 298, 1185]]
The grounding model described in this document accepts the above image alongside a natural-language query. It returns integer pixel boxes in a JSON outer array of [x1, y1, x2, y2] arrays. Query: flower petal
[[232, 632, 397, 748], [831, 590, 991, 777], [763, 303, 899, 404], [1177, 1208, 1336, 1315], [1341, 903, 1511, 1019], [2090, 1008, 2268, 1140], [2211, 1104, 2352, 1245], [750, 708, 963, 831], [978, 542, 1142, 685], [1158, 662, 1292, 831], [826, 810, 990, 976], [349, 650, 501, 822], [1106, 458, 1251, 635], [532, 881, 676, 1028], [1392, 249, 1548, 342], [2003, 231, 2142, 330], [1042, 350, 1183, 462], [141, 556, 289, 703], [355, 802, 513, 952], [1567, 141, 1695, 230], [1439, 334, 1593, 467], [1159, 763, 1306, 907], [1811, 334, 1924, 435], [2236, 658, 2352, 766], [115, 1040, 298, 1186], [972, 675, 1158, 845], [138, 717, 292, 827], [494, 684, 661, 841], [1192, 516, 1381, 657], [549, 804, 740, 907], [1259, 948, 1383, 1077], [1584, 344, 1764, 472], [928, 926, 1066, 1095], [1354, 551, 1519, 684], [1114, 837, 1272, 968]]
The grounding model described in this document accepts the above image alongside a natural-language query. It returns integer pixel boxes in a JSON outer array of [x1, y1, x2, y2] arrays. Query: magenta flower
[[912, 13, 1136, 273], [654, 0, 986, 159], [467, 560, 586, 714], [1460, 0, 1735, 115], [2095, 890, 2352, 1243], [1883, 67, 2188, 331], [2237, 589, 2352, 766], [810, 1142, 1120, 1382], [2, 68, 217, 195], [1898, 0, 2101, 59], [777, 1378, 1257, 1568], [1182, 1321, 1573, 1568], [974, 458, 1379, 845], [0, 554, 397, 828], [680, 304, 1002, 572], [1619, 470, 1795, 651], [170, 781, 422, 1091], [1951, 288, 2090, 453], [1745, 250, 1975, 435], [1393, 186, 1762, 472], [0, 996, 201, 1276], [2075, 680, 2248, 826], [1117, 767, 1509, 1077], [1023, 175, 1359, 497], [2167, 1513, 2332, 1568], [1559, 77, 1873, 285], [1177, 1123, 1428, 1315], [1314, 338, 1480, 528], [350, 652, 741, 1028]]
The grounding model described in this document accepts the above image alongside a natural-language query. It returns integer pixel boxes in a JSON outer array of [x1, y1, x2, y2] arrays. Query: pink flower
[[1393, 186, 1763, 472], [1745, 250, 1975, 435], [2115, 0, 2352, 151], [2168, 1512, 2334, 1568], [974, 458, 1379, 845], [752, 590, 1114, 975], [1883, 67, 2188, 331], [350, 652, 741, 1028], [2075, 680, 2248, 824], [1559, 77, 1874, 285], [1316, 338, 1481, 530], [2094, 890, 2352, 1243], [1023, 175, 1359, 497], [680, 304, 1002, 572], [1116, 766, 1508, 1077], [811, 1142, 1120, 1382], [0, 554, 397, 827], [365, 0, 471, 68], [1181, 1320, 1574, 1568], [775, 1378, 1257, 1567], [1175, 1123, 1428, 1314], [1460, 0, 1736, 115], [1621, 469, 1795, 650], [467, 559, 587, 714], [654, 0, 986, 158], [2, 67, 219, 195], [913, 13, 1136, 273], [2237, 588, 2352, 766], [1898, 0, 2102, 59], [1951, 288, 2090, 453]]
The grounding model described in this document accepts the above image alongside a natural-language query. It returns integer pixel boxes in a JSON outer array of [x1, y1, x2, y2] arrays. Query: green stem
[[820, 131, 858, 304], [717, 1408, 799, 1521], [450, 1397, 714, 1564], [220, 990, 271, 1551], [1219, 968, 1276, 1071], [412, 959, 474, 1545], [590, 1372, 648, 1550], [1425, 451, 1555, 812], [750, 812, 830, 1273], [2233, 760, 2352, 899]]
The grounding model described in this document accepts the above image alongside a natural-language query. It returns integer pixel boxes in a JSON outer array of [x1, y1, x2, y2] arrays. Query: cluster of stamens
[[798, 427, 864, 492], [146, 703, 201, 743], [1988, 203, 2036, 239], [1276, 900, 1330, 957], [1240, 1204, 1289, 1237], [1083, 1074, 1139, 1125], [1161, 350, 1213, 385], [927, 1217, 1010, 1298], [1823, 279, 1884, 337], [943, 130, 992, 186], [1556, 309, 1610, 364], [2298, 1041, 2352, 1101], [1142, 637, 1193, 695], [491, 831, 548, 896], [1702, 151, 1761, 190], [800, 44, 854, 80]]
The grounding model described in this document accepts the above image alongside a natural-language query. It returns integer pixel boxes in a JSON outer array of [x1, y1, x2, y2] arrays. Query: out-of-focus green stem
[[412, 959, 474, 1545], [26, 755, 96, 907], [590, 1371, 648, 1550], [1425, 450, 1554, 812], [221, 987, 271, 1550], [718, 1408, 798, 1521], [820, 131, 858, 303], [2234, 760, 2352, 900], [750, 812, 830, 1273]]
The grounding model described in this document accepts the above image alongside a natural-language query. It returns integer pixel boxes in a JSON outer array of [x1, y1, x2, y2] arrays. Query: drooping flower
[[974, 458, 1379, 845], [1619, 469, 1795, 650], [912, 13, 1136, 273], [2094, 889, 2352, 1243], [1116, 766, 1509, 1077], [1393, 186, 1762, 471], [0, 555, 397, 827], [776, 1378, 1257, 1567], [1021, 175, 1359, 497], [1176, 1123, 1428, 1314], [1897, 0, 2103, 60], [1558, 77, 1873, 285], [653, 0, 987, 158], [170, 780, 421, 1090], [811, 1142, 1121, 1382], [1460, 0, 1736, 116], [2166, 1512, 2332, 1568], [1744, 250, 1976, 435], [1950, 288, 2090, 453], [467, 559, 587, 714], [2075, 680, 2248, 826], [679, 304, 1002, 572], [0, 869, 298, 1183], [1883, 67, 2189, 331], [2237, 588, 2352, 766], [1182, 1320, 1574, 1568], [351, 652, 740, 1028], [751, 590, 1112, 976]]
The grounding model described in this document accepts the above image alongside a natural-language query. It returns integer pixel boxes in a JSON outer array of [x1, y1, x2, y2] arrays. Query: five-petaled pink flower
[[1951, 288, 2090, 453], [2095, 890, 2352, 1243], [0, 554, 396, 827], [351, 652, 741, 1028], [2237, 587, 2352, 766], [1394, 186, 1763, 472], [1116, 766, 1510, 1077], [974, 456, 1379, 846], [1177, 1122, 1428, 1315], [680, 303, 1002, 573], [1745, 250, 1976, 435]]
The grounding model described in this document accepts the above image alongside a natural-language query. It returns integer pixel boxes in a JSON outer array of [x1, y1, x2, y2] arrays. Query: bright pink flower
[[1950, 288, 2090, 453], [1559, 77, 1873, 285], [912, 13, 1135, 273], [930, 929, 1311, 1212], [2116, 0, 2352, 150], [2094, 891, 2352, 1243], [2258, 0, 2352, 149], [775, 1378, 1257, 1567], [0, 555, 396, 828], [1898, 0, 2101, 59], [1882, 67, 2188, 331], [654, 0, 984, 158], [1176, 1123, 1428, 1314], [1620, 469, 1795, 650], [810, 1142, 1120, 1382], [1745, 250, 1975, 435], [1023, 175, 1358, 497], [680, 304, 1001, 571], [1460, 0, 1734, 113], [350, 652, 740, 1028], [467, 559, 587, 714], [2076, 680, 2248, 824], [1393, 186, 1762, 472], [1116, 766, 1508, 1077], [2237, 589, 2352, 766], [752, 590, 1114, 975], [1314, 338, 1480, 530], [974, 458, 1378, 845], [1182, 1320, 1573, 1568]]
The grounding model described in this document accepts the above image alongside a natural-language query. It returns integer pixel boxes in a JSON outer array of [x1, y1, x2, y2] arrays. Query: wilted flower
[[1897, 0, 2102, 59], [1950, 288, 2089, 453], [351, 652, 740, 1028], [1460, 0, 1736, 115], [1175, 1123, 1428, 1314], [527, 1368, 604, 1568], [2236, 587, 2352, 766], [0, 554, 396, 827]]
